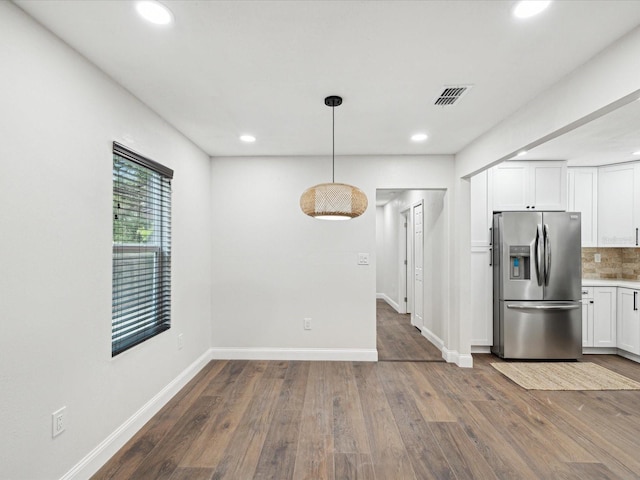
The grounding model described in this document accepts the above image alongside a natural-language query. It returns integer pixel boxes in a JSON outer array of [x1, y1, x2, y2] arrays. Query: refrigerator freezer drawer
[[495, 301, 582, 359]]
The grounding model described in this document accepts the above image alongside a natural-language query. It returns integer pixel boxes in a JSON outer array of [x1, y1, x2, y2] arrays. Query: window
[[112, 142, 173, 356]]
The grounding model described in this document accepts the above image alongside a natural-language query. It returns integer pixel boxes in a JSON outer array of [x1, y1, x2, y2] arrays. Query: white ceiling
[[14, 0, 640, 158], [516, 98, 640, 166]]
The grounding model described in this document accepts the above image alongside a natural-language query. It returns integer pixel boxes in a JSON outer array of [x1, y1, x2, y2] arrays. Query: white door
[[402, 212, 409, 314], [412, 202, 424, 328]]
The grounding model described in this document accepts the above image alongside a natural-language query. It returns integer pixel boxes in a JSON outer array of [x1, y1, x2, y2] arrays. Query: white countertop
[[582, 279, 640, 289]]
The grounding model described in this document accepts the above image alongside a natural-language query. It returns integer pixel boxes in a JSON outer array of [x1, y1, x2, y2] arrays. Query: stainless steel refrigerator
[[491, 211, 582, 359]]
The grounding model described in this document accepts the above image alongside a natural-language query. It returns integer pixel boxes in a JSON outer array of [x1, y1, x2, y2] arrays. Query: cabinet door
[[530, 162, 567, 211], [470, 171, 490, 245], [581, 287, 593, 347], [582, 299, 593, 347], [598, 163, 640, 247], [617, 288, 640, 354], [593, 287, 616, 348], [491, 163, 529, 211], [470, 247, 493, 346], [567, 168, 597, 247]]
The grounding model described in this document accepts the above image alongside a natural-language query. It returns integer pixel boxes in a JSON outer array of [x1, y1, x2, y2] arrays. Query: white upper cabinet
[[598, 163, 640, 247], [491, 161, 567, 212], [567, 167, 598, 247], [490, 162, 529, 211]]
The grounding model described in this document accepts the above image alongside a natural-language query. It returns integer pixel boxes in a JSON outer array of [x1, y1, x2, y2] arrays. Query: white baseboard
[[582, 347, 618, 355], [210, 347, 378, 362], [420, 327, 444, 351], [61, 349, 212, 480], [471, 346, 492, 354], [418, 328, 473, 368], [441, 346, 474, 368], [615, 349, 640, 363], [376, 293, 402, 313], [457, 354, 474, 368]]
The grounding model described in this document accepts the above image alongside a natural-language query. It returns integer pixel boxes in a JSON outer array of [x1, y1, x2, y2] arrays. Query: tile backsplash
[[582, 248, 640, 280]]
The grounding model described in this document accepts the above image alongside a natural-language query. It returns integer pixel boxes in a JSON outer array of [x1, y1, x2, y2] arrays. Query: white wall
[[0, 3, 212, 479], [210, 155, 454, 358], [376, 202, 401, 310]]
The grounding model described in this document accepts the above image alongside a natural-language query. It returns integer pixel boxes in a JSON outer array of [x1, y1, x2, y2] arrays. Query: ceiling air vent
[[433, 85, 472, 106]]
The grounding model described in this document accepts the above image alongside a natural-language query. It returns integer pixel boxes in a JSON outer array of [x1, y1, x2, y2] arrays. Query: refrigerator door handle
[[506, 304, 580, 310], [535, 225, 543, 286], [543, 223, 551, 286]]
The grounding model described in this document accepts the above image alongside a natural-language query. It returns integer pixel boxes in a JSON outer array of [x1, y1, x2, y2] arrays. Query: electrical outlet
[[304, 318, 312, 330], [594, 253, 601, 263], [52, 407, 66, 438], [178, 333, 184, 350], [358, 253, 369, 265]]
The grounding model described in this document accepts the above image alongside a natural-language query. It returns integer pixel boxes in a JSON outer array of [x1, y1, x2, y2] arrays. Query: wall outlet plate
[[304, 318, 312, 330], [594, 253, 601, 263], [178, 333, 184, 349], [358, 253, 370, 265], [52, 407, 66, 438]]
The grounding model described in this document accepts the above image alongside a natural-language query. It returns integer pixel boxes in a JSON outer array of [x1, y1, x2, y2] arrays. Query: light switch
[[358, 253, 369, 265]]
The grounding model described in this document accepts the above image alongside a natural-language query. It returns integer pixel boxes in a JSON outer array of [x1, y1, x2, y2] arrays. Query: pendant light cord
[[332, 104, 335, 183]]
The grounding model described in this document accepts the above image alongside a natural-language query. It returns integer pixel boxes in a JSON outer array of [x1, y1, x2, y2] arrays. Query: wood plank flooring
[[93, 353, 640, 480], [376, 299, 443, 361]]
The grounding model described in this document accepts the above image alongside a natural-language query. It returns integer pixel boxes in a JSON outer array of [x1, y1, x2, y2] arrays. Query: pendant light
[[300, 96, 368, 220]]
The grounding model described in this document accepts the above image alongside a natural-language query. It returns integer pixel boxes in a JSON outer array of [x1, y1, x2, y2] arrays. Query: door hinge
[[404, 297, 408, 302], [404, 222, 407, 228], [404, 259, 407, 265]]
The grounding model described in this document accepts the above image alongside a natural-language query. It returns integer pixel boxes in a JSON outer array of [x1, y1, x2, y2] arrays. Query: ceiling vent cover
[[434, 85, 472, 106]]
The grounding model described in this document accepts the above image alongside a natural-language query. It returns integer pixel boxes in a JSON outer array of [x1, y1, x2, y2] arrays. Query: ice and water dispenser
[[508, 245, 531, 280]]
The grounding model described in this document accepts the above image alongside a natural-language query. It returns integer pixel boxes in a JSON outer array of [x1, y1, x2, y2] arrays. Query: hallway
[[376, 299, 444, 362]]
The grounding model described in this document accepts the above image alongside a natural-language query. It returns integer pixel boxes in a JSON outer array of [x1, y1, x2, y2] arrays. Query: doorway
[[375, 189, 447, 361]]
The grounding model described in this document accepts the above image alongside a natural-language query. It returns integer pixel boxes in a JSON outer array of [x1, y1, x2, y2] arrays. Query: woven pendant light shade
[[300, 95, 368, 220], [300, 182, 368, 220]]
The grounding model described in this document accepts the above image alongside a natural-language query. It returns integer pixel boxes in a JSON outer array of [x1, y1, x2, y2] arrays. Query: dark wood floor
[[376, 299, 444, 361], [93, 337, 640, 479]]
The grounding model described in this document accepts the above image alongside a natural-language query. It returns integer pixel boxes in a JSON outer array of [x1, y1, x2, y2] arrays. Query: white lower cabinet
[[581, 288, 594, 347], [617, 288, 640, 355], [582, 286, 616, 349], [593, 287, 617, 347], [470, 247, 492, 346]]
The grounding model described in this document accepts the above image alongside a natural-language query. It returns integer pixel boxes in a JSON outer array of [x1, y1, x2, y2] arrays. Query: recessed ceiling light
[[136, 1, 174, 25], [411, 133, 428, 142], [239, 135, 256, 143], [516, 150, 528, 157], [513, 1, 551, 19], [633, 150, 640, 156]]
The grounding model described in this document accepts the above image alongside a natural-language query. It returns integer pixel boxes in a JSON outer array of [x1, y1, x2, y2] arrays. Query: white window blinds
[[112, 142, 173, 356]]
